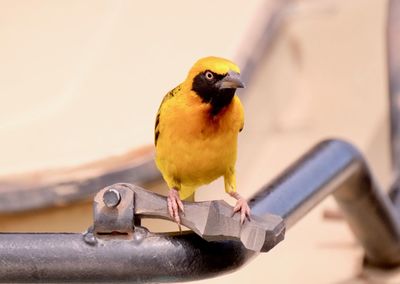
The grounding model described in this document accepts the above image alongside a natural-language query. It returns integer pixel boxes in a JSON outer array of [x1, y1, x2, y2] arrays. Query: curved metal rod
[[249, 139, 400, 268], [0, 148, 160, 213]]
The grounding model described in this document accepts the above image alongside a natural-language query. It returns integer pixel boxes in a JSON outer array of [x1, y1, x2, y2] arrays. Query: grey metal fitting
[[103, 188, 121, 208], [93, 184, 135, 235], [90, 183, 284, 252]]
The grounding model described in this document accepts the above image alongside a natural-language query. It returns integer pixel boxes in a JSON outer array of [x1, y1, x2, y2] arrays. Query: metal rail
[[2, 139, 400, 282], [0, 150, 161, 212], [250, 139, 400, 268], [0, 231, 253, 283]]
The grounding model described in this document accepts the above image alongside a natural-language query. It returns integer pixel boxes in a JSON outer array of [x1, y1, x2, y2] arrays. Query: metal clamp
[[93, 184, 135, 235], [88, 183, 284, 252]]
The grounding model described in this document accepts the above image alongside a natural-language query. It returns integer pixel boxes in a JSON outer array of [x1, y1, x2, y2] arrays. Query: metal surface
[[237, 0, 291, 84], [387, 0, 400, 210], [249, 139, 400, 268], [93, 185, 135, 235], [0, 231, 254, 283], [388, 0, 400, 173], [92, 183, 285, 252], [103, 188, 121, 208], [0, 184, 284, 282], [0, 150, 161, 213]]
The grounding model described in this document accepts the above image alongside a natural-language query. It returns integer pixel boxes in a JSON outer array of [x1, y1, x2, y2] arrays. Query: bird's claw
[[232, 198, 251, 224], [167, 188, 184, 224]]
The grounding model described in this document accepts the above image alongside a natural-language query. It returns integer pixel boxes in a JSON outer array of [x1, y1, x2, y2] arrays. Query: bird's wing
[[154, 85, 181, 146], [236, 96, 244, 133]]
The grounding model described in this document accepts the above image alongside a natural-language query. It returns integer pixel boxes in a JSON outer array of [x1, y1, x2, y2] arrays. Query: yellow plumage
[[155, 56, 244, 202]]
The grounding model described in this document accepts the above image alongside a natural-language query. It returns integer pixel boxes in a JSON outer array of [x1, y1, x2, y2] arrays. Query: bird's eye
[[205, 71, 214, 80]]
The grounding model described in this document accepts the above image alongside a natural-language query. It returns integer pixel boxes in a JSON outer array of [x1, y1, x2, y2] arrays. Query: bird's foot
[[233, 198, 251, 224], [167, 188, 184, 224]]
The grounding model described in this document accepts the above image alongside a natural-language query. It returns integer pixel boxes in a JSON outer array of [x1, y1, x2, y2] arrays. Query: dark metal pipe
[[249, 139, 400, 268], [0, 230, 253, 283]]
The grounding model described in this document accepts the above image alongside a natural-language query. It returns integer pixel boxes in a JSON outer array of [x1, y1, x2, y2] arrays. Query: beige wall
[[0, 0, 264, 176]]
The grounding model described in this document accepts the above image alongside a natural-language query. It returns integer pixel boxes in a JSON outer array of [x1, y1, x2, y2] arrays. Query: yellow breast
[[155, 92, 244, 188]]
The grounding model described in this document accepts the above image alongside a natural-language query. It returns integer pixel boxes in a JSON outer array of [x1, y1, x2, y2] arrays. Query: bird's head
[[187, 56, 245, 115]]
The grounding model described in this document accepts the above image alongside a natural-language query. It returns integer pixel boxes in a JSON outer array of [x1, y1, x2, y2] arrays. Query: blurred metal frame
[[250, 140, 400, 268], [0, 147, 161, 212], [388, 0, 400, 172], [387, 0, 400, 207]]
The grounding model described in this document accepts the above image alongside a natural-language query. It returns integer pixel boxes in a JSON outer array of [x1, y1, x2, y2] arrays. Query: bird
[[154, 56, 250, 224]]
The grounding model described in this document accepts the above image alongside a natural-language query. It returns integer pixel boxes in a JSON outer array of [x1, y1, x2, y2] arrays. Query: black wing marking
[[154, 85, 181, 146]]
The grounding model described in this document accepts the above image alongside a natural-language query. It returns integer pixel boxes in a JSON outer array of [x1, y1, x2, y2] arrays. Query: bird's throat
[[209, 89, 235, 116]]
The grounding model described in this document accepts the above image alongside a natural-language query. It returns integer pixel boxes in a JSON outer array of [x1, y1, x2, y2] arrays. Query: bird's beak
[[217, 71, 245, 89]]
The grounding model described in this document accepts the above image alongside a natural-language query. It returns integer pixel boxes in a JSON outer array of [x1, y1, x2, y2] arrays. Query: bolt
[[82, 226, 97, 246], [83, 231, 97, 246], [103, 188, 121, 208]]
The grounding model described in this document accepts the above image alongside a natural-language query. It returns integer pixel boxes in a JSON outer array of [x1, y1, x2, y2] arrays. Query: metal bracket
[[90, 183, 285, 252], [93, 184, 135, 235]]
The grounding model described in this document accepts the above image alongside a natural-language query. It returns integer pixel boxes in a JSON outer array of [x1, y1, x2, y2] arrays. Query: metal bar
[[0, 185, 284, 282], [92, 184, 285, 252], [236, 0, 291, 85], [249, 139, 400, 268], [388, 0, 400, 173], [0, 231, 253, 283], [0, 155, 160, 213]]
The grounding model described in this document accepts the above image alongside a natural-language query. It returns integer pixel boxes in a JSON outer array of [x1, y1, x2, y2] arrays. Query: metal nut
[[103, 188, 121, 208]]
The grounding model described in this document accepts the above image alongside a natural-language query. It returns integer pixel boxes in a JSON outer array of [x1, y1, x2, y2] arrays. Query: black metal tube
[[249, 139, 400, 267], [0, 230, 253, 283]]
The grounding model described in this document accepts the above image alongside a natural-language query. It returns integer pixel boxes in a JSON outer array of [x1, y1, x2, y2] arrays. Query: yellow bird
[[154, 56, 250, 224]]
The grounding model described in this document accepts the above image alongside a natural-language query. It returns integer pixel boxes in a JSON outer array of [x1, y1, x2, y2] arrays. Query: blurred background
[[0, 0, 392, 283]]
